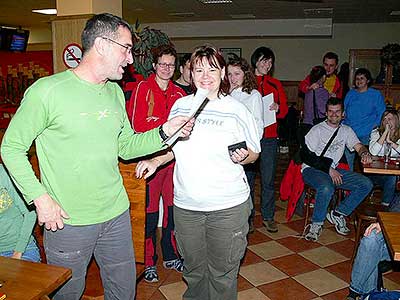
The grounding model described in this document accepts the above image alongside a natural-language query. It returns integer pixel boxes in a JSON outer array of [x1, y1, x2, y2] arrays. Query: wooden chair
[[301, 185, 343, 236]]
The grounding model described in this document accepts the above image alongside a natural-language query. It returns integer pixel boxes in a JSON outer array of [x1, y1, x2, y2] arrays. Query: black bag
[[296, 126, 340, 173], [312, 90, 326, 125]]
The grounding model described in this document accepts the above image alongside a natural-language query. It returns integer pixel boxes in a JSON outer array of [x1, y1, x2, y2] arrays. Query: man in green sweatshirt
[[0, 13, 193, 300]]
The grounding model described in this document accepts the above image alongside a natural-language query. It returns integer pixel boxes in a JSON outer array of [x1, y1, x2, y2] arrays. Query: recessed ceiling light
[[32, 8, 57, 15], [230, 14, 255, 19], [390, 11, 400, 16], [197, 0, 233, 4]]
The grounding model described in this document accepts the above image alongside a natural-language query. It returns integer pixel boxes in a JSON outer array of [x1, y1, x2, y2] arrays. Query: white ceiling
[[0, 0, 399, 29]]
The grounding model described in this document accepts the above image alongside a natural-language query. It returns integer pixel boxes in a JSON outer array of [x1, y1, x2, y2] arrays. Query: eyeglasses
[[157, 62, 176, 69], [102, 37, 132, 55]]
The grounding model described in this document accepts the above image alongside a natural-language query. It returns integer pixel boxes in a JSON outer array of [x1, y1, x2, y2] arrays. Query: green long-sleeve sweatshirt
[[0, 164, 36, 253], [1, 70, 165, 225]]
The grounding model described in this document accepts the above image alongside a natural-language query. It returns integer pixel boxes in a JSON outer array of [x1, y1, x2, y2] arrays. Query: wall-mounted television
[[0, 28, 29, 52]]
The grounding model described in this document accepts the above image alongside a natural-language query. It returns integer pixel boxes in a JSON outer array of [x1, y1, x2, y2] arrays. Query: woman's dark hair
[[189, 45, 230, 97], [81, 13, 132, 54], [179, 53, 192, 68], [227, 57, 257, 94], [250, 47, 275, 74], [309, 65, 326, 84], [354, 68, 373, 87]]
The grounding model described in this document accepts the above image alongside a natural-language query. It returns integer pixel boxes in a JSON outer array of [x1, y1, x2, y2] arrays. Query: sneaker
[[144, 266, 159, 283], [326, 210, 350, 235], [163, 258, 184, 273], [304, 223, 322, 242], [263, 220, 278, 233], [279, 146, 289, 153]]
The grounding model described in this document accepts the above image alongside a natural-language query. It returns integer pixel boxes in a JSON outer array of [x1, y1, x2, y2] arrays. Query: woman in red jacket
[[250, 47, 288, 232], [126, 45, 186, 283]]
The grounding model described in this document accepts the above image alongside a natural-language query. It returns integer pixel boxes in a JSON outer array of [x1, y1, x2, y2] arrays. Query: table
[[378, 212, 400, 261], [363, 157, 400, 175], [0, 256, 71, 300]]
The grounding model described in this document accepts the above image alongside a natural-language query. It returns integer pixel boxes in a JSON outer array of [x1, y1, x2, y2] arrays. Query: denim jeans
[[44, 210, 136, 300], [174, 199, 251, 300], [260, 137, 278, 221], [0, 239, 41, 262], [302, 167, 373, 223], [368, 174, 397, 205], [244, 162, 257, 220], [345, 135, 369, 171], [350, 230, 390, 295]]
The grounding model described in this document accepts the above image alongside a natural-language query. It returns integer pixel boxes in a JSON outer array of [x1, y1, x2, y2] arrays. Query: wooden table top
[[378, 212, 400, 261], [363, 157, 400, 175], [0, 256, 71, 300]]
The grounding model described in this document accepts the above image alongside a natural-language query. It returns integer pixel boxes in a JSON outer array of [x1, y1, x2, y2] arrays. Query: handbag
[[312, 89, 326, 125]]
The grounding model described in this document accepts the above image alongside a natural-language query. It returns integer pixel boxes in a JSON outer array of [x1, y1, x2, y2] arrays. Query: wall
[[26, 22, 400, 80], [170, 22, 400, 80]]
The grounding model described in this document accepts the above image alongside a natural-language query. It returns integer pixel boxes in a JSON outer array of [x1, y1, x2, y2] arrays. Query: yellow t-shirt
[[324, 74, 337, 94]]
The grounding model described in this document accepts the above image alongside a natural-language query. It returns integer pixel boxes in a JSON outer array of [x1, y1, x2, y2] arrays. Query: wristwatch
[[159, 126, 169, 142]]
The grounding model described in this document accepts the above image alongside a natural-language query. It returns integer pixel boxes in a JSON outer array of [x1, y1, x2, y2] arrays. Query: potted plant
[[132, 20, 172, 78]]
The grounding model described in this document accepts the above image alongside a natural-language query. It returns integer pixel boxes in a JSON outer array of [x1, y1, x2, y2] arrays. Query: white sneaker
[[304, 223, 322, 242], [326, 210, 350, 235]]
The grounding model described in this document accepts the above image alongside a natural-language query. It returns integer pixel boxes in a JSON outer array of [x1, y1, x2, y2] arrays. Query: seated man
[[301, 97, 373, 241], [347, 222, 391, 300], [299, 52, 343, 99]]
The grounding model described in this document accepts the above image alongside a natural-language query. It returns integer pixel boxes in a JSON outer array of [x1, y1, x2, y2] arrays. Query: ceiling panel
[[0, 0, 399, 29]]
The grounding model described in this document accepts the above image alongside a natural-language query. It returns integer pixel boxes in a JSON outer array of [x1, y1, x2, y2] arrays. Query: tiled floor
[[136, 151, 400, 300]]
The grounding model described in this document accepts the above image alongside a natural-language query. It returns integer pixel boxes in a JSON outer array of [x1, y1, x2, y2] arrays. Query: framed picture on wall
[[219, 48, 242, 62]]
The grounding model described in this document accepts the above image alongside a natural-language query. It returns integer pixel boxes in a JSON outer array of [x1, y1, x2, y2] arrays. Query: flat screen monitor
[[9, 31, 29, 51], [0, 28, 29, 52]]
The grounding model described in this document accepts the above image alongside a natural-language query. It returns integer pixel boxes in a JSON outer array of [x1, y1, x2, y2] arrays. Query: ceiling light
[[32, 9, 57, 15], [197, 0, 233, 4], [230, 14, 255, 19], [168, 12, 195, 17], [390, 11, 400, 16]]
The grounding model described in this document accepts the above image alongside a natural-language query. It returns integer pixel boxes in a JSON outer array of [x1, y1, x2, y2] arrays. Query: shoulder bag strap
[[313, 89, 318, 120], [320, 126, 340, 157]]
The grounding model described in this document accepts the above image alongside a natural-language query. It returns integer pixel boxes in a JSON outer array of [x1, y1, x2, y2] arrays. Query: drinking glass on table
[[384, 142, 392, 164]]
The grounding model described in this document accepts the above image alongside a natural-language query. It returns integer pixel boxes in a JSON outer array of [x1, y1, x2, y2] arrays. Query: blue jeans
[[44, 210, 136, 300], [368, 174, 397, 205], [0, 239, 41, 262], [345, 135, 370, 171], [350, 230, 390, 295], [260, 137, 278, 221], [174, 199, 251, 300], [302, 167, 373, 223], [244, 162, 257, 221]]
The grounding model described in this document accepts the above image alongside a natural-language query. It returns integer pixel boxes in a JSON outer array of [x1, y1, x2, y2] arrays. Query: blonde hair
[[379, 109, 400, 142]]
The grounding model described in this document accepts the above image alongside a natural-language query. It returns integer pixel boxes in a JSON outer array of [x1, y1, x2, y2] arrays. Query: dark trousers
[[145, 166, 179, 267], [260, 137, 278, 221]]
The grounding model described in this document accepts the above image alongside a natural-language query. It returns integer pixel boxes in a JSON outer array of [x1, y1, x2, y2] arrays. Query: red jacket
[[126, 73, 186, 132], [256, 75, 288, 138], [279, 160, 304, 222], [299, 74, 343, 99]]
